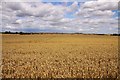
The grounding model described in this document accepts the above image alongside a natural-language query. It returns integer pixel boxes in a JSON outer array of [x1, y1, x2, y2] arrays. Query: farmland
[[2, 34, 119, 78]]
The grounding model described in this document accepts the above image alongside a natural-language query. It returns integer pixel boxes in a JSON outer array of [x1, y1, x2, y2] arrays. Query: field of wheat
[[2, 34, 119, 78]]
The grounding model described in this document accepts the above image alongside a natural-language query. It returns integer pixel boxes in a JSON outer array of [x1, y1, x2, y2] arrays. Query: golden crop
[[2, 34, 119, 78]]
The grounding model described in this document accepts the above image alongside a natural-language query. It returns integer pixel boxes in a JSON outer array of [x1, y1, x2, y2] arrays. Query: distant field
[[2, 34, 119, 78]]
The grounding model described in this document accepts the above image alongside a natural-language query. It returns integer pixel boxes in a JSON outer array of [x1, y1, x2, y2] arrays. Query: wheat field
[[2, 34, 119, 78]]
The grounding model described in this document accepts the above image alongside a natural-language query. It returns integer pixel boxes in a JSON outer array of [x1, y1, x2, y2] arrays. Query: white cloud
[[76, 9, 115, 18], [1, 1, 118, 34], [75, 0, 117, 19], [2, 0, 40, 2], [92, 10, 114, 17], [81, 1, 118, 10], [67, 1, 78, 13], [15, 19, 22, 24], [98, 0, 119, 2]]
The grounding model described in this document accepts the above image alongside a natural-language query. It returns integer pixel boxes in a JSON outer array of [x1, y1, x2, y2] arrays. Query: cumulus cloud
[[67, 1, 78, 13], [82, 1, 118, 10], [98, 0, 119, 2], [1, 0, 118, 34], [2, 0, 40, 2], [76, 0, 118, 18], [76, 9, 115, 18]]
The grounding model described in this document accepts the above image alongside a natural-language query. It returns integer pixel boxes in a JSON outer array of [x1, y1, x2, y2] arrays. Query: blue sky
[[1, 0, 119, 34]]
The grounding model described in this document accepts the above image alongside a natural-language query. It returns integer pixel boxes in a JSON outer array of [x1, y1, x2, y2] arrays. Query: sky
[[0, 0, 119, 34]]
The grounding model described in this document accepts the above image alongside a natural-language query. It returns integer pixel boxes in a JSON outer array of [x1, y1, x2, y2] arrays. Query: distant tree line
[[110, 34, 120, 36], [1, 31, 120, 36], [2, 31, 32, 35]]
